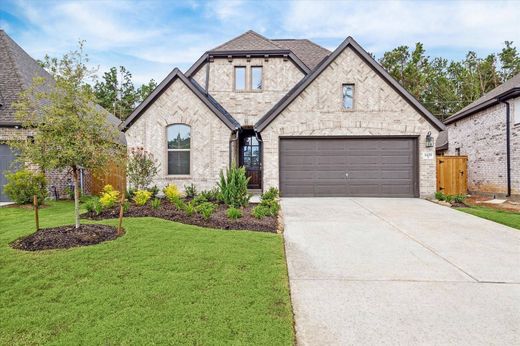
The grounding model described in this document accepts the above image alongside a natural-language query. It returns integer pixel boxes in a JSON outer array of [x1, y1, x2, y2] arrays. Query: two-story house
[[122, 31, 445, 197]]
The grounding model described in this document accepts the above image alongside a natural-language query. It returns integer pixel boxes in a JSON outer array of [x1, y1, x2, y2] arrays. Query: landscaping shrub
[[434, 191, 446, 201], [184, 183, 197, 198], [192, 194, 208, 206], [4, 169, 47, 205], [99, 185, 120, 209], [126, 188, 136, 200], [122, 201, 130, 214], [151, 198, 161, 209], [185, 201, 196, 216], [85, 197, 102, 215], [218, 165, 250, 208], [453, 194, 467, 203], [226, 207, 243, 219], [260, 199, 280, 216], [252, 205, 270, 219], [79, 194, 94, 204], [163, 184, 181, 202], [148, 185, 160, 198], [171, 195, 186, 210], [261, 187, 279, 202], [127, 147, 160, 190], [133, 190, 152, 206], [196, 202, 216, 220], [200, 187, 221, 202], [444, 194, 454, 203]]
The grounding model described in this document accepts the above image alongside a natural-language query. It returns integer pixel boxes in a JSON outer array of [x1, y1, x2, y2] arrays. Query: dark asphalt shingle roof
[[209, 30, 330, 70], [0, 29, 52, 125], [445, 72, 520, 124], [0, 30, 125, 144]]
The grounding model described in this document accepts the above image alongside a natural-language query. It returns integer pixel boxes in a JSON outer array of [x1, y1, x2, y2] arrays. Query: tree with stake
[[13, 42, 125, 229]]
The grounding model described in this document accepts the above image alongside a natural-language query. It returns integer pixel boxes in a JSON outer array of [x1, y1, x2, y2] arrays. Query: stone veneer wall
[[260, 47, 439, 197], [446, 97, 520, 196], [125, 78, 232, 192], [0, 126, 84, 199], [193, 58, 304, 126]]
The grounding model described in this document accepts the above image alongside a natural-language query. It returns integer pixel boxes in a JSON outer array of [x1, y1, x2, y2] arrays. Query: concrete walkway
[[282, 198, 520, 345]]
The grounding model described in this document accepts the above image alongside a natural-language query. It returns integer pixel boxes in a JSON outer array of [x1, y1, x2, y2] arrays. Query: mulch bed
[[82, 201, 277, 233], [11, 224, 121, 251]]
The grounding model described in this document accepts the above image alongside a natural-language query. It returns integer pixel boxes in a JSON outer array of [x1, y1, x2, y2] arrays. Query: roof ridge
[[211, 30, 280, 51]]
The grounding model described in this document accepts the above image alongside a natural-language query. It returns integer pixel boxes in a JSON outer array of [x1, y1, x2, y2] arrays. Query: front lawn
[[456, 206, 520, 230], [0, 202, 294, 345]]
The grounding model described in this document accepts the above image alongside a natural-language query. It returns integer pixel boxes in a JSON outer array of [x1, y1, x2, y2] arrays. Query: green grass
[[457, 206, 520, 230], [0, 202, 294, 345]]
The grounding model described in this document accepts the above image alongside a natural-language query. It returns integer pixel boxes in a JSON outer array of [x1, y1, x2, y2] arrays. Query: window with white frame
[[342, 84, 354, 110], [167, 124, 190, 175]]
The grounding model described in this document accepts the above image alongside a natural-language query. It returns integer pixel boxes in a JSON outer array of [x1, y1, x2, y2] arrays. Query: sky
[[1, 0, 519, 85]]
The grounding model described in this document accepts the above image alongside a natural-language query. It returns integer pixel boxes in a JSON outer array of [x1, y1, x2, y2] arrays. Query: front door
[[239, 132, 262, 189]]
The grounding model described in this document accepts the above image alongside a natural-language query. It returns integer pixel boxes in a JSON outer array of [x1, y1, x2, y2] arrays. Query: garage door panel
[[280, 138, 417, 197]]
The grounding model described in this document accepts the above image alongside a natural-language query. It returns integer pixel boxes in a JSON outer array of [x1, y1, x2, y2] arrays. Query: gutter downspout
[[501, 100, 512, 197]]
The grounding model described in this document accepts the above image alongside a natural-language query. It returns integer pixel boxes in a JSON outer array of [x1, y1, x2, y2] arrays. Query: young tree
[[126, 147, 160, 190], [14, 42, 125, 229]]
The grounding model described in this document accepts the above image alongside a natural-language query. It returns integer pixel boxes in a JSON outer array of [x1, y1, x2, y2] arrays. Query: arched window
[[167, 124, 190, 175]]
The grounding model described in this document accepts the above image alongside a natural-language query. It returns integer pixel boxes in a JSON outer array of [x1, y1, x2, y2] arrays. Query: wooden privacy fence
[[436, 156, 468, 195], [90, 161, 126, 195]]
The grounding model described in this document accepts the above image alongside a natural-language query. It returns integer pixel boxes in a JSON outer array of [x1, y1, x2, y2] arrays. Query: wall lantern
[[425, 131, 434, 148]]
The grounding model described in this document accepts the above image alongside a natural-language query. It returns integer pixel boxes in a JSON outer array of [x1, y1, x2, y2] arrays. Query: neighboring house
[[122, 30, 445, 197], [0, 30, 125, 202], [442, 73, 520, 198]]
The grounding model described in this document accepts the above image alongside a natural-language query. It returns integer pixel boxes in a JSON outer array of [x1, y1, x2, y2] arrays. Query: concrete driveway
[[282, 198, 520, 345]]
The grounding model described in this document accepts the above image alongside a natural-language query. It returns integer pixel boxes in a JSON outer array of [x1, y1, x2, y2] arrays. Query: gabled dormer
[[186, 31, 330, 126]]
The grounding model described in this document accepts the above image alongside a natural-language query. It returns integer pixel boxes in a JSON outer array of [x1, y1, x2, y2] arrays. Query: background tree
[[380, 41, 520, 120], [14, 42, 125, 229], [94, 66, 156, 121]]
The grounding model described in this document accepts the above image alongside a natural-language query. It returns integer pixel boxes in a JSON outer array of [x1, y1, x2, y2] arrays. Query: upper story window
[[234, 66, 246, 91], [251, 66, 263, 90], [167, 124, 190, 175], [342, 84, 354, 110]]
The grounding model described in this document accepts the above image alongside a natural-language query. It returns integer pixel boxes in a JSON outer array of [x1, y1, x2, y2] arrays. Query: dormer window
[[342, 84, 354, 110], [251, 66, 263, 90], [234, 66, 246, 91]]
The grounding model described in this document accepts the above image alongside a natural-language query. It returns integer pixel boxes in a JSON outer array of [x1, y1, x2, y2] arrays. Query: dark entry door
[[279, 137, 417, 197], [0, 144, 16, 202], [240, 133, 262, 189]]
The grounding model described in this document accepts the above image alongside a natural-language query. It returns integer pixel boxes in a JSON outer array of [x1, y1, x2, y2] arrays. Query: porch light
[[425, 131, 434, 148]]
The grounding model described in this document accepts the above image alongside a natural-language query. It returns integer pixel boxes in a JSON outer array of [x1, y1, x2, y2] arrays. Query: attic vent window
[[234, 66, 246, 91], [342, 84, 354, 110]]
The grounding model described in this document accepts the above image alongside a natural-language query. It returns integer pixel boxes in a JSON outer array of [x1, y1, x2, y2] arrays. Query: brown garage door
[[279, 137, 418, 197]]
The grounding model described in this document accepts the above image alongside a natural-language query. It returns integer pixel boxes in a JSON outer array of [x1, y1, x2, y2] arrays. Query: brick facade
[[1, 126, 90, 199], [260, 47, 439, 197], [125, 77, 232, 192], [446, 97, 520, 197], [193, 58, 304, 126]]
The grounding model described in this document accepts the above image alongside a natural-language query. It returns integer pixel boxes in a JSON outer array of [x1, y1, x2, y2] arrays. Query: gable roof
[[272, 39, 330, 70], [121, 68, 240, 132], [211, 30, 281, 52], [185, 30, 330, 77], [254, 36, 446, 132], [444, 73, 520, 125], [0, 29, 53, 126]]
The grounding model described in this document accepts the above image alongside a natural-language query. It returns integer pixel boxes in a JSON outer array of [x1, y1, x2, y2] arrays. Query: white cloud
[[283, 0, 520, 53]]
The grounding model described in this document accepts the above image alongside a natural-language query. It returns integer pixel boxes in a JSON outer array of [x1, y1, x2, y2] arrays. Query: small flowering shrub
[[133, 189, 152, 206], [195, 202, 216, 220], [99, 185, 120, 209]]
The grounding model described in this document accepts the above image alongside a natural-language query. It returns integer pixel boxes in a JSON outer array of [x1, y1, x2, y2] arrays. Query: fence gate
[[436, 156, 468, 195], [90, 162, 127, 195]]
